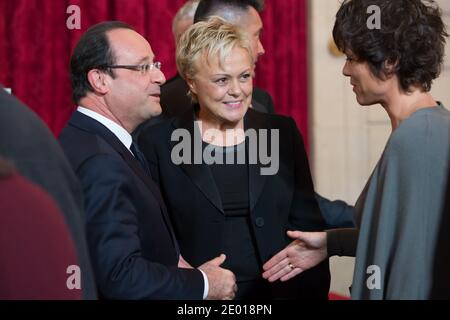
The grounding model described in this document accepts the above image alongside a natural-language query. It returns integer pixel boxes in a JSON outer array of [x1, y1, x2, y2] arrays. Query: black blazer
[[0, 87, 97, 299], [138, 76, 354, 230], [59, 111, 204, 299], [139, 108, 330, 299]]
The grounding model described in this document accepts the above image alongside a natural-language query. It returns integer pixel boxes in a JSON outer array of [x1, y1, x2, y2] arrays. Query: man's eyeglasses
[[100, 62, 162, 75]]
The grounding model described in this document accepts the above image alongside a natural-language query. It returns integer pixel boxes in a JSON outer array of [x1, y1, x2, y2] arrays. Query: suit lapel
[[171, 108, 270, 214], [244, 109, 268, 212], [70, 111, 180, 253], [172, 109, 224, 214], [178, 160, 225, 214], [251, 99, 266, 113]]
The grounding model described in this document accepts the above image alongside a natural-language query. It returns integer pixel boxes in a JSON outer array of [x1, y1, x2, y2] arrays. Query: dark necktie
[[130, 142, 151, 178]]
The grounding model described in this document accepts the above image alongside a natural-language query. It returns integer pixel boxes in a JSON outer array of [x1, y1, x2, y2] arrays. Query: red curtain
[[257, 0, 309, 148], [0, 0, 308, 147]]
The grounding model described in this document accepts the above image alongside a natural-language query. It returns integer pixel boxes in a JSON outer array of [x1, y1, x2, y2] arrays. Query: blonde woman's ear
[[186, 77, 197, 95]]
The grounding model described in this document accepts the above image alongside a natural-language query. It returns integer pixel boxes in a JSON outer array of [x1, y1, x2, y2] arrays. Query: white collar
[[77, 106, 133, 152]]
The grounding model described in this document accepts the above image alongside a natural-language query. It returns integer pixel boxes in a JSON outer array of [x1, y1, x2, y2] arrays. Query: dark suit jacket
[[315, 194, 354, 228], [252, 85, 275, 114], [139, 108, 330, 299], [59, 111, 204, 299], [0, 86, 97, 299]]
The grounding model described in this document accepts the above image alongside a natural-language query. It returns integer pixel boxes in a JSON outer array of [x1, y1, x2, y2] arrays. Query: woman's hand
[[262, 231, 328, 282]]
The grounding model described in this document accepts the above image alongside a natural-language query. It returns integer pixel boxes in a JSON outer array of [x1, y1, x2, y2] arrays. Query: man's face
[[239, 7, 265, 64], [105, 28, 166, 130]]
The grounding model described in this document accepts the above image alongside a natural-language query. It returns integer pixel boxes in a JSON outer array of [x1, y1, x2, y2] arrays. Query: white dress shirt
[[77, 106, 133, 154]]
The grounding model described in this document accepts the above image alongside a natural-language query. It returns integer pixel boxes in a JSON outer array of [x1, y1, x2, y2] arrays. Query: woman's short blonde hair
[[176, 16, 253, 101]]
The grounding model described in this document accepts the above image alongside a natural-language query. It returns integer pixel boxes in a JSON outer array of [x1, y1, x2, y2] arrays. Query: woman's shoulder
[[387, 104, 450, 159], [394, 104, 450, 138]]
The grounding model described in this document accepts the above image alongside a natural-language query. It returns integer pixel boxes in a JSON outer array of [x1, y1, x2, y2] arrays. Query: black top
[[207, 141, 249, 217], [205, 141, 261, 282]]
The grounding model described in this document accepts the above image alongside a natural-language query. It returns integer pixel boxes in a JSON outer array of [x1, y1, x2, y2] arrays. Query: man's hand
[[262, 231, 327, 282], [199, 254, 237, 300]]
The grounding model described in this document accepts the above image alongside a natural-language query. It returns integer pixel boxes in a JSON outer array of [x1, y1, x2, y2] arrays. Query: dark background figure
[[431, 151, 450, 299], [0, 86, 97, 299], [0, 157, 82, 300], [315, 194, 354, 228]]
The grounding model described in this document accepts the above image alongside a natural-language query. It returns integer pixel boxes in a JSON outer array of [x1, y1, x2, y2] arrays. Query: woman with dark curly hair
[[262, 0, 450, 299]]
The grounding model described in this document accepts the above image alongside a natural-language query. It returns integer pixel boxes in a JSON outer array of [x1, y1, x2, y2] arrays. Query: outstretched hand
[[262, 231, 327, 282]]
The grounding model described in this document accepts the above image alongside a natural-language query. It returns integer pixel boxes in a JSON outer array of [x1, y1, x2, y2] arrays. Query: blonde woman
[[139, 17, 330, 299]]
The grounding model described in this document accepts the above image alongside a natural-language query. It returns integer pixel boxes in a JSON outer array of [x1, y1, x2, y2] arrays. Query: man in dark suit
[[59, 21, 236, 299], [0, 86, 97, 299], [159, 0, 201, 121]]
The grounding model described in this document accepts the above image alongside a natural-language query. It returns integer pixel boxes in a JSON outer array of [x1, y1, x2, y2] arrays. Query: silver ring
[[288, 263, 295, 270]]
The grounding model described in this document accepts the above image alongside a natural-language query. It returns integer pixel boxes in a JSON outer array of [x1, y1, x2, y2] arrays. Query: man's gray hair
[[172, 0, 201, 36]]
